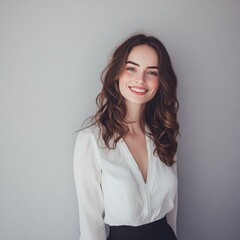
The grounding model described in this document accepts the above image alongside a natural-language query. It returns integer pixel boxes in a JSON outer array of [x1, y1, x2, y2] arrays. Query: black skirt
[[107, 216, 177, 240]]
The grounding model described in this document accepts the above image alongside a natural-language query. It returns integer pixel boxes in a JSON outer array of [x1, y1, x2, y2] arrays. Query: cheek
[[119, 73, 131, 87], [121, 71, 132, 80], [150, 79, 160, 90]]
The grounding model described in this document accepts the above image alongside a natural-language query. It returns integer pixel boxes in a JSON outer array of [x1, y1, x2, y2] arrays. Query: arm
[[73, 130, 107, 240], [166, 154, 178, 236]]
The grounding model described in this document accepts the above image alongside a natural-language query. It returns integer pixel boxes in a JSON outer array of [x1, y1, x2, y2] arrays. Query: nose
[[134, 72, 145, 84]]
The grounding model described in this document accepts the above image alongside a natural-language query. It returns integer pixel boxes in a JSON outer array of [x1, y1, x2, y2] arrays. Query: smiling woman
[[73, 34, 179, 240]]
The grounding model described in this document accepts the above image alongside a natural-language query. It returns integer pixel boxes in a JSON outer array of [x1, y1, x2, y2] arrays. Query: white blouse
[[73, 125, 178, 240]]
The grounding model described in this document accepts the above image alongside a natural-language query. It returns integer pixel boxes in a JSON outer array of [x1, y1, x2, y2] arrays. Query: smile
[[129, 87, 148, 94]]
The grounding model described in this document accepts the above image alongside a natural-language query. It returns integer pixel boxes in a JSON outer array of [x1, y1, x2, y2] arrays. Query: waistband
[[108, 216, 171, 240]]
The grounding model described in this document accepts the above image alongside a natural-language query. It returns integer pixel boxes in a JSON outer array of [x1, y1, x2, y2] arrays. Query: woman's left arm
[[166, 154, 178, 236]]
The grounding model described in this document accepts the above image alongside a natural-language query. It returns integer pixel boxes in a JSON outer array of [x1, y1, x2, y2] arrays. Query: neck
[[125, 101, 145, 134]]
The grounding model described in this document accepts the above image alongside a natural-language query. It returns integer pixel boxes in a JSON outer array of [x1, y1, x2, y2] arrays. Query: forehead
[[127, 44, 158, 66]]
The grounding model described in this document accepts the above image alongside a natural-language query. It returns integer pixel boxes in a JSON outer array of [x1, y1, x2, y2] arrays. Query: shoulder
[[73, 125, 103, 174], [75, 124, 105, 148], [76, 124, 99, 139]]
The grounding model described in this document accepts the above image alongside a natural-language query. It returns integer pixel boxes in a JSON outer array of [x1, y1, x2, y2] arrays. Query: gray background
[[1, 0, 240, 239]]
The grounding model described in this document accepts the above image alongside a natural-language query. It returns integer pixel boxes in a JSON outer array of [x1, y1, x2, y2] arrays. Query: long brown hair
[[90, 34, 179, 166]]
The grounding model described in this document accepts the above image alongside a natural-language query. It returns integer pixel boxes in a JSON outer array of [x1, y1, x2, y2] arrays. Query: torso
[[80, 125, 178, 227]]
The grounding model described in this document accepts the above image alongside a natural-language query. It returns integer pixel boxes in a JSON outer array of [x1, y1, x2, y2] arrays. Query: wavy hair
[[90, 34, 179, 166]]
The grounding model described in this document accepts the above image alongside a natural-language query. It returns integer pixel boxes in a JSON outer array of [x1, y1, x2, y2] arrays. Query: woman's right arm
[[73, 130, 107, 240]]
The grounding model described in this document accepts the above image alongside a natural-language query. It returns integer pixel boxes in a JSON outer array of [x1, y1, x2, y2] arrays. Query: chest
[[123, 134, 148, 183], [99, 138, 177, 192]]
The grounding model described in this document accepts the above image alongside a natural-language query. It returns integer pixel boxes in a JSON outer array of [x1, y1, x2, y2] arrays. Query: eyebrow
[[126, 61, 158, 69]]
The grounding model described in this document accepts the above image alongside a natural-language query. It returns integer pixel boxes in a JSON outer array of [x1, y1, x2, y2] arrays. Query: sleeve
[[73, 130, 107, 240], [166, 154, 178, 236]]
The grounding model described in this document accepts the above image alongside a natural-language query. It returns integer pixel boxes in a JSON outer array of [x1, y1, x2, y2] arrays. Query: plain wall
[[1, 0, 240, 239]]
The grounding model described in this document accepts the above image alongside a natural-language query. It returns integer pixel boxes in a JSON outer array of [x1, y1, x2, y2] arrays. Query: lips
[[129, 86, 148, 95]]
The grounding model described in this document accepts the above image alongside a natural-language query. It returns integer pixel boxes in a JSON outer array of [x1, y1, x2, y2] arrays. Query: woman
[[73, 34, 179, 240]]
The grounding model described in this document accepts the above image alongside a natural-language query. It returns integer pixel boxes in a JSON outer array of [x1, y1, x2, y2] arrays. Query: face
[[118, 44, 159, 107]]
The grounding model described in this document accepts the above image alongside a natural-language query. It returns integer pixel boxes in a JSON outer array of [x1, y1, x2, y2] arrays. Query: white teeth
[[130, 87, 147, 93]]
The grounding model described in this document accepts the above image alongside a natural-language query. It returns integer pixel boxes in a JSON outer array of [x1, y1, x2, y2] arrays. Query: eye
[[146, 71, 158, 76], [126, 66, 136, 72]]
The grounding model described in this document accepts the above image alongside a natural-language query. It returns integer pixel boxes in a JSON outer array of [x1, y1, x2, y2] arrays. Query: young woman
[[73, 34, 179, 240]]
